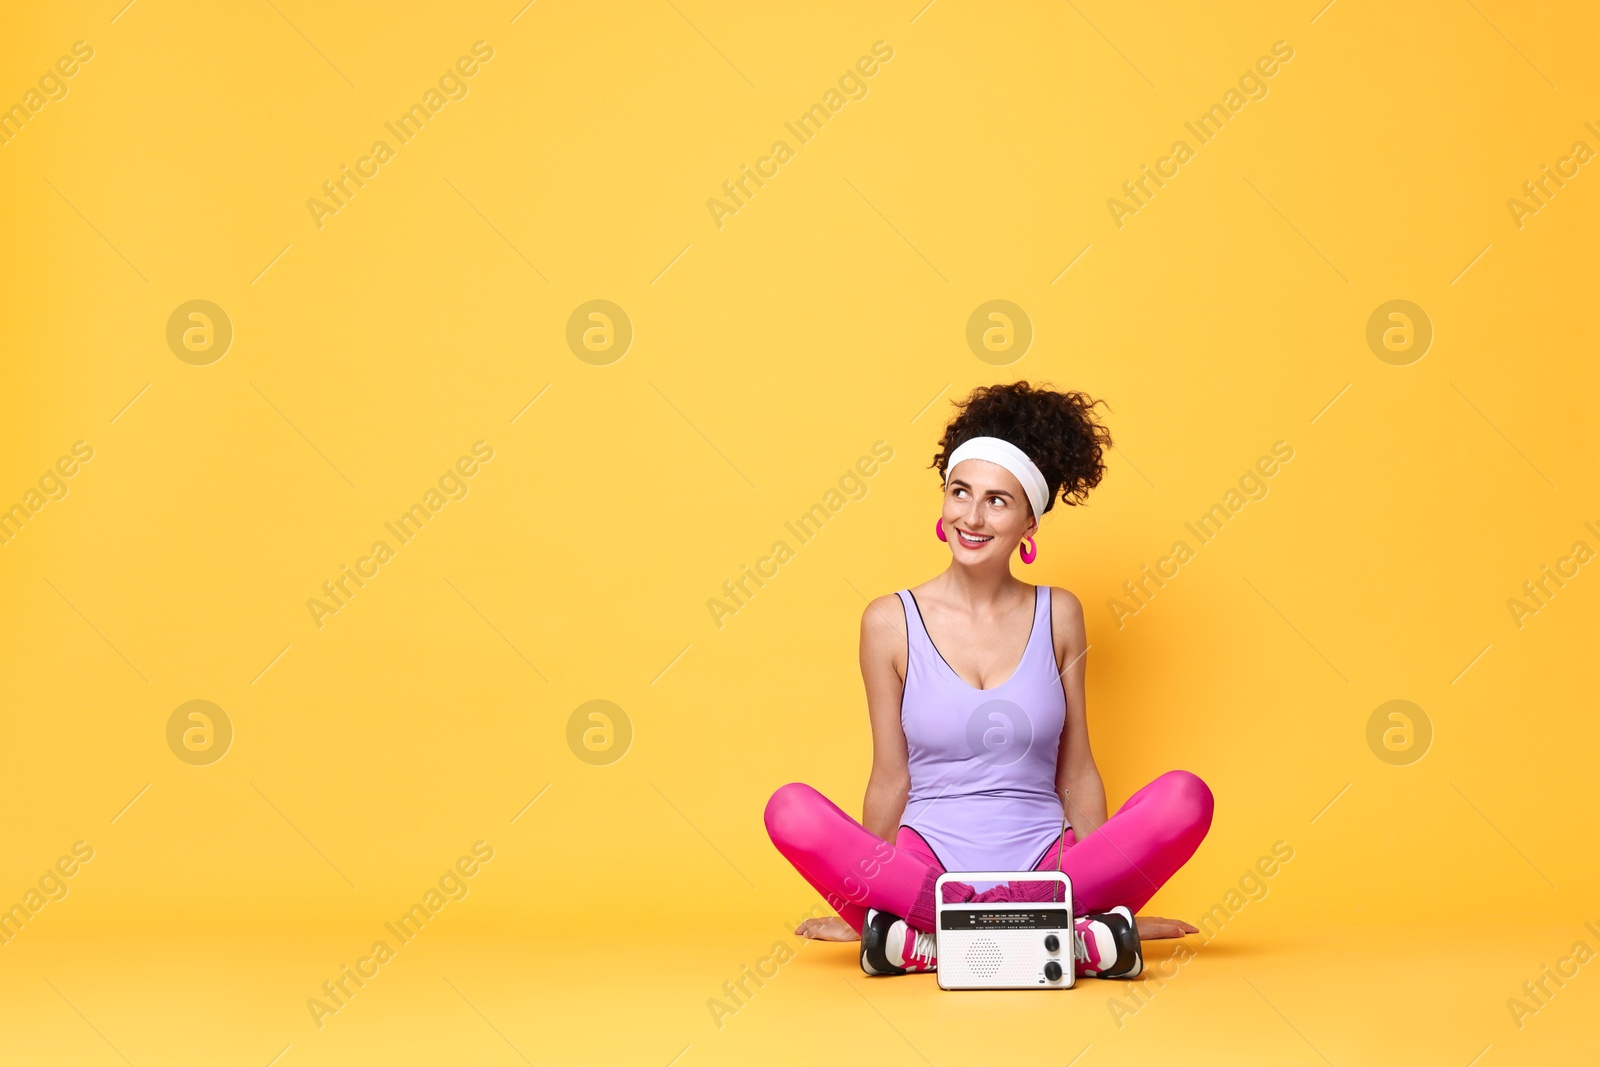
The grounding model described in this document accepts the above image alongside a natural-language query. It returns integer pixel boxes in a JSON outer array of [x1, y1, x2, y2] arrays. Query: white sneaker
[[1074, 906, 1142, 978], [860, 909, 937, 975]]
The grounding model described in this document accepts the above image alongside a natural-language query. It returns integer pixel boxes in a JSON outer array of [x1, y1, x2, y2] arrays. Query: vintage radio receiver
[[934, 871, 1073, 990]]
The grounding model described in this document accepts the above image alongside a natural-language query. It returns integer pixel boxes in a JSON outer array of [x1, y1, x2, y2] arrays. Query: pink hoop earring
[[1019, 535, 1037, 564], [935, 517, 948, 542]]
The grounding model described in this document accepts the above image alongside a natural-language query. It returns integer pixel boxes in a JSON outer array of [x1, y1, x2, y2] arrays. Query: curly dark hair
[[931, 381, 1113, 513]]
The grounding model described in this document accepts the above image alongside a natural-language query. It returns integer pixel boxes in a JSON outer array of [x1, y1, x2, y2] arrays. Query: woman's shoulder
[[860, 591, 909, 640], [860, 591, 911, 682], [1045, 585, 1087, 652], [1043, 584, 1083, 614]]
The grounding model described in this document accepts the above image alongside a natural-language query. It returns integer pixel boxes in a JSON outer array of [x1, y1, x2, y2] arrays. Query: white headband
[[944, 436, 1049, 520]]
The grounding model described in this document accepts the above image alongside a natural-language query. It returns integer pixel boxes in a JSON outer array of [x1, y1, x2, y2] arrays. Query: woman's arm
[[1053, 587, 1109, 835], [796, 594, 911, 942], [860, 593, 912, 842]]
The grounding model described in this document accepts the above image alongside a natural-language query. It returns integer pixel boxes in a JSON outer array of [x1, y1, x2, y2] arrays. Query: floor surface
[[6, 919, 1598, 1065]]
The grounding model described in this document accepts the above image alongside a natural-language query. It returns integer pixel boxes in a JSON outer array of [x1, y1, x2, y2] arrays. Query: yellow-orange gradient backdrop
[[1, 1, 1596, 1063]]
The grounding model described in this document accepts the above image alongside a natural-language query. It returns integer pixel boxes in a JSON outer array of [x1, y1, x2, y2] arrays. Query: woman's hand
[[795, 915, 861, 942], [1134, 914, 1199, 940]]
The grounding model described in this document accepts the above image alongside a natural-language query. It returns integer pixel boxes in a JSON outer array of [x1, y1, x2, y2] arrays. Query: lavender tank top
[[895, 584, 1068, 873]]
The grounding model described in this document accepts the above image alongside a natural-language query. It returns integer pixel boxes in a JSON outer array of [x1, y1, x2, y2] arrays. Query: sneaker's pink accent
[[1073, 916, 1108, 969], [898, 923, 938, 972]]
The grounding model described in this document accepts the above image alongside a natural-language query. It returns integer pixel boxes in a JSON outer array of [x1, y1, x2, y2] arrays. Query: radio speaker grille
[[964, 938, 1003, 977]]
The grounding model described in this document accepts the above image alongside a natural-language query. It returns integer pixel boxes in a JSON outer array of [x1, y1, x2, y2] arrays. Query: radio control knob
[[1044, 934, 1060, 952], [1044, 960, 1063, 981]]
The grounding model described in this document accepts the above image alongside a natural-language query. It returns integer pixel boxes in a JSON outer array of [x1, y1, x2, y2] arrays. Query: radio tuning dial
[[1043, 934, 1060, 952]]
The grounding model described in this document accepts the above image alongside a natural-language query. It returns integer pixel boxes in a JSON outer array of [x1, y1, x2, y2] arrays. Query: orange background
[[1, 1, 1596, 1063]]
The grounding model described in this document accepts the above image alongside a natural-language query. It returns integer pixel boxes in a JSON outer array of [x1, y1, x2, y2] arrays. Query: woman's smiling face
[[942, 458, 1036, 558]]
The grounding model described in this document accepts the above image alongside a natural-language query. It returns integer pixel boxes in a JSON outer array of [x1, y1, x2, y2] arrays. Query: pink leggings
[[764, 770, 1214, 934]]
